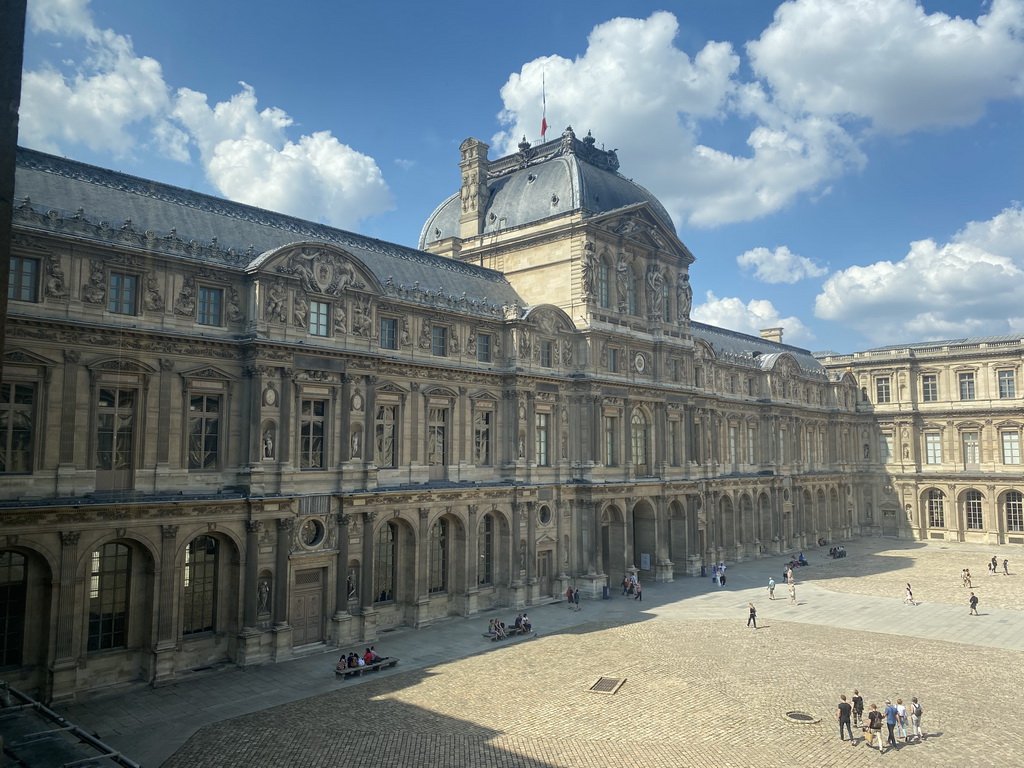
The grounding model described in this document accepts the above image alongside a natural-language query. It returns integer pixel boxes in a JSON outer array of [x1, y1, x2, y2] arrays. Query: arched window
[[661, 280, 671, 322], [428, 518, 448, 593], [373, 522, 396, 603], [927, 489, 945, 528], [631, 411, 649, 474], [0, 551, 26, 666], [597, 262, 610, 308], [1006, 491, 1024, 532], [88, 542, 131, 651], [182, 536, 217, 635], [478, 514, 494, 585]]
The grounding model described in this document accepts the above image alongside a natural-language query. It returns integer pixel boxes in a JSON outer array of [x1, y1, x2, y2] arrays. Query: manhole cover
[[783, 710, 820, 724], [588, 677, 625, 695]]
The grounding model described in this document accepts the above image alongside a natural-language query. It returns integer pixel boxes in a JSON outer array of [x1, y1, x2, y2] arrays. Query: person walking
[[573, 587, 581, 611], [969, 591, 979, 615], [719, 569, 727, 587], [837, 695, 854, 742], [851, 689, 864, 728], [965, 569, 972, 588], [904, 583, 916, 605], [1004, 558, 1010, 575], [746, 602, 757, 629], [867, 704, 884, 752], [788, 582, 797, 604], [711, 565, 719, 586], [633, 581, 643, 601], [566, 585, 574, 607], [767, 577, 776, 600], [620, 576, 629, 596], [895, 698, 908, 742], [909, 697, 923, 741], [884, 700, 898, 751]]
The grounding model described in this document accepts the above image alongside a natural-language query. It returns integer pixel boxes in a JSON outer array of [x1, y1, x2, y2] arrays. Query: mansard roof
[[689, 321, 828, 377], [14, 147, 522, 317], [419, 127, 674, 248]]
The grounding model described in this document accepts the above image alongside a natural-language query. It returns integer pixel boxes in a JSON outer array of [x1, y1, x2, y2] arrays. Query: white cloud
[[693, 290, 813, 344], [493, 11, 864, 229], [737, 245, 827, 283], [20, 0, 393, 229], [815, 204, 1024, 342], [494, 4, 1024, 230], [747, 0, 1024, 133]]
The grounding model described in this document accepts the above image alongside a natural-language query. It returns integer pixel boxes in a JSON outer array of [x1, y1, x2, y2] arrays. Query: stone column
[[56, 352, 80, 495], [465, 504, 479, 615], [555, 499, 568, 580], [49, 531, 80, 702], [278, 369, 294, 466], [525, 501, 537, 593], [242, 520, 263, 629], [156, 359, 174, 467], [416, 507, 431, 627], [654, 495, 674, 582], [152, 524, 179, 684], [330, 512, 353, 645], [271, 517, 294, 660], [359, 511, 378, 640]]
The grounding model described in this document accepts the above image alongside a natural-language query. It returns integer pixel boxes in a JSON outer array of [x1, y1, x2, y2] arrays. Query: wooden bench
[[335, 657, 399, 679]]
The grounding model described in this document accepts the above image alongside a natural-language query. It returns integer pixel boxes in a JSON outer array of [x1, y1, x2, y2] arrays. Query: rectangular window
[[728, 426, 738, 465], [188, 394, 221, 470], [998, 370, 1016, 399], [603, 415, 617, 465], [671, 358, 681, 383], [309, 300, 330, 336], [922, 374, 938, 402], [880, 434, 894, 464], [97, 388, 136, 471], [597, 263, 610, 308], [747, 426, 756, 464], [182, 536, 217, 634], [375, 404, 397, 468], [965, 492, 984, 530], [962, 431, 980, 465], [197, 286, 223, 326], [535, 412, 549, 466], [473, 409, 492, 465], [875, 377, 891, 403], [0, 383, 35, 473], [1002, 431, 1020, 465], [476, 333, 491, 363], [540, 340, 553, 368], [669, 420, 681, 466], [431, 325, 447, 356], [107, 272, 137, 315], [88, 543, 130, 651], [299, 399, 326, 469], [958, 372, 976, 400], [1008, 493, 1024, 532], [608, 348, 618, 373], [428, 519, 448, 594], [925, 432, 942, 464], [426, 407, 448, 470], [927, 492, 945, 528], [8, 256, 39, 302], [478, 516, 493, 584], [379, 317, 397, 350]]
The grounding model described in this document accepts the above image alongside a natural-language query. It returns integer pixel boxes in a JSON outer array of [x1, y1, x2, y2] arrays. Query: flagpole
[[541, 70, 547, 141]]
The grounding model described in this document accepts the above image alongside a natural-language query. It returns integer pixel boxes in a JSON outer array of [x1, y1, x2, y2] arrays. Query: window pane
[[108, 273, 137, 315], [0, 551, 27, 665], [958, 372, 975, 400], [875, 377, 891, 403], [380, 317, 397, 349], [375, 404, 397, 468], [182, 536, 217, 634], [8, 257, 39, 302], [1002, 432, 1020, 464], [88, 543, 130, 651], [0, 383, 35, 473], [965, 491, 984, 530], [477, 333, 491, 363], [197, 287, 223, 326], [188, 394, 220, 470], [309, 300, 329, 336], [922, 375, 938, 402], [999, 370, 1016, 399], [373, 523, 396, 602]]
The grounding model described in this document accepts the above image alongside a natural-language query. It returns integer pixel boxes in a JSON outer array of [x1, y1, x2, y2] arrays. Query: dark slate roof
[[419, 128, 674, 248], [857, 333, 1024, 353], [14, 147, 522, 317], [689, 321, 827, 377]]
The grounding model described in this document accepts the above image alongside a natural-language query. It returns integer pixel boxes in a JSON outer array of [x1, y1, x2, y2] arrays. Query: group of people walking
[[838, 692, 923, 752], [619, 573, 643, 600]]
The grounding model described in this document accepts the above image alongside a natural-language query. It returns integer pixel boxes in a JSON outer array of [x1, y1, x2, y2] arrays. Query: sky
[[17, 0, 1024, 354]]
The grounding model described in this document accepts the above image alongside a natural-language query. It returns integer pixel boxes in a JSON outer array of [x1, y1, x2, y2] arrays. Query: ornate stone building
[[4, 130, 868, 702], [818, 338, 1024, 544]]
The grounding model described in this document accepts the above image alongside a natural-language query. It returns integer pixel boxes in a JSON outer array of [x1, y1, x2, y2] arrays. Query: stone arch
[[0, 545, 54, 692], [601, 503, 626, 584], [631, 498, 657, 577], [177, 530, 242, 640], [667, 498, 691, 573]]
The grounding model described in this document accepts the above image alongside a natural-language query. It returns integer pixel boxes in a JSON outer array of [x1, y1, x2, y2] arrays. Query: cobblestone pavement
[[62, 540, 1024, 768]]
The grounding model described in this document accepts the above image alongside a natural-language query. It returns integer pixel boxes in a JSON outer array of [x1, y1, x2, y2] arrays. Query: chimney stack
[[760, 327, 783, 344]]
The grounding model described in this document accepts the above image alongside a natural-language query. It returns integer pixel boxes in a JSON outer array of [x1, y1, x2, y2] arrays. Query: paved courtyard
[[63, 539, 1024, 767]]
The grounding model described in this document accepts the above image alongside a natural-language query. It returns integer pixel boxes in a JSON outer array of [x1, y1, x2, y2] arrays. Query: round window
[[538, 506, 552, 525], [300, 518, 325, 548]]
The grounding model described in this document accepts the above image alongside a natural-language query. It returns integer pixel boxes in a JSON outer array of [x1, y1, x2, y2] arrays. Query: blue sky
[[19, 0, 1024, 353]]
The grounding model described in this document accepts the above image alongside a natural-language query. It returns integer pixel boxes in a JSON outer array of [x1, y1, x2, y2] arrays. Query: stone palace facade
[[2, 127, 1015, 702]]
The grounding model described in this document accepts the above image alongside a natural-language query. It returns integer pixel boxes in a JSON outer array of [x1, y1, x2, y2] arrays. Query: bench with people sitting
[[334, 646, 399, 678], [483, 614, 536, 642], [829, 546, 847, 559]]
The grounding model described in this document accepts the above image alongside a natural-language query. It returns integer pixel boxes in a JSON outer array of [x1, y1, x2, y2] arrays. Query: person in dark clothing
[[837, 695, 853, 742], [746, 602, 757, 628]]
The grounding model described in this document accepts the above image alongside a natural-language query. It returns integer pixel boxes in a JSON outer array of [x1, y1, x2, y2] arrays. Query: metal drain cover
[[588, 677, 625, 695], [783, 711, 820, 724]]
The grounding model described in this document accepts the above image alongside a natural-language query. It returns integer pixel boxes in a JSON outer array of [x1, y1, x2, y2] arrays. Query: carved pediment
[[272, 244, 370, 296], [89, 358, 157, 374], [181, 364, 235, 381], [3, 348, 59, 368]]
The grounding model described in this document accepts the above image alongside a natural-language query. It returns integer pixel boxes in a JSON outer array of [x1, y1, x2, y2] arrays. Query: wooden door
[[291, 568, 324, 646], [536, 550, 553, 597]]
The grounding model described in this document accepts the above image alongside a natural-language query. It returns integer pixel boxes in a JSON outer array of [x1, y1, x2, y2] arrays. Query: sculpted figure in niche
[[646, 265, 665, 318], [257, 579, 271, 613], [262, 430, 274, 459], [418, 321, 432, 349], [400, 317, 412, 346], [45, 257, 69, 300], [265, 281, 288, 323], [351, 300, 371, 337], [676, 272, 692, 321], [581, 249, 597, 299], [174, 276, 197, 316], [351, 431, 361, 458], [142, 274, 164, 312], [81, 260, 106, 304], [293, 294, 308, 328], [225, 286, 243, 322], [615, 253, 633, 311], [334, 302, 347, 333]]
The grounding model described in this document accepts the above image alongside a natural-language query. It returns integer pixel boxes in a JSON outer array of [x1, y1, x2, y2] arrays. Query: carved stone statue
[[44, 256, 69, 300], [262, 430, 274, 459], [677, 272, 692, 321], [257, 579, 271, 613]]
